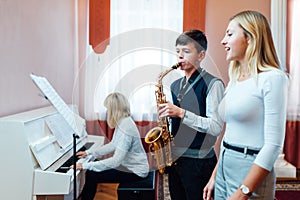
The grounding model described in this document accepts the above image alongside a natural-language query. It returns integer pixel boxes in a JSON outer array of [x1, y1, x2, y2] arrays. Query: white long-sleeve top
[[82, 117, 149, 177], [219, 69, 288, 171]]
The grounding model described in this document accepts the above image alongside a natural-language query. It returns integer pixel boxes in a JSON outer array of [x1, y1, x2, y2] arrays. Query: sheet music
[[30, 74, 85, 137], [46, 114, 73, 149]]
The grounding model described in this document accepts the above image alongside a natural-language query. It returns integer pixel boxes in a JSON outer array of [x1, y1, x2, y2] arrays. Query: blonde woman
[[72, 92, 149, 200], [203, 11, 288, 200]]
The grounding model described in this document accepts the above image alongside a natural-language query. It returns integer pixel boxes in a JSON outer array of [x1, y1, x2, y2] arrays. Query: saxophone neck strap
[[179, 70, 206, 97]]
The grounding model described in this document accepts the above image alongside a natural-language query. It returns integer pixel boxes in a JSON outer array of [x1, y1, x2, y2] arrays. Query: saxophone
[[145, 63, 180, 174]]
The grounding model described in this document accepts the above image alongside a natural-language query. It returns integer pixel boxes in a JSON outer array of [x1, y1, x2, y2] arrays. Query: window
[[89, 0, 184, 121], [286, 0, 300, 120]]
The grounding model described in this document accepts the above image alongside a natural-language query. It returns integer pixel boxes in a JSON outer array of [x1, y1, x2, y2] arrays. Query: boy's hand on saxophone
[[158, 102, 185, 118]]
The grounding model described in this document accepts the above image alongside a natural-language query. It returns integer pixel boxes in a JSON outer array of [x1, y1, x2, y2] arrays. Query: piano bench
[[117, 171, 157, 200]]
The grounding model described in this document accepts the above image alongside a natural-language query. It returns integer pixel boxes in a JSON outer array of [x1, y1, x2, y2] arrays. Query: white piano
[[0, 105, 104, 200]]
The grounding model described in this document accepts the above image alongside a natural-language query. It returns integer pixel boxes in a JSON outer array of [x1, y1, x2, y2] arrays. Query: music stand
[[73, 133, 79, 200]]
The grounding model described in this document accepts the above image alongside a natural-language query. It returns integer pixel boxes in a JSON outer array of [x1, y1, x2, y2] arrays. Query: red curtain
[[183, 0, 206, 31], [89, 0, 110, 54], [284, 121, 300, 168]]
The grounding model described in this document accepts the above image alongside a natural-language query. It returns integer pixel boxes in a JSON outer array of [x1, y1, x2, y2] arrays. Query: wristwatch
[[239, 184, 252, 196]]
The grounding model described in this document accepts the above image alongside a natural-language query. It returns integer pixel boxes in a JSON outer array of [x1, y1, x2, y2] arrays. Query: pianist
[[71, 92, 149, 200]]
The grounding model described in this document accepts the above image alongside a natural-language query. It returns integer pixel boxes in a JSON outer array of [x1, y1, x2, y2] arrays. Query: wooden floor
[[94, 183, 119, 200], [36, 183, 119, 200]]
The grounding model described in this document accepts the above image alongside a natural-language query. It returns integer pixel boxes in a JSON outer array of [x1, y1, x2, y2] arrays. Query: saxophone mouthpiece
[[172, 63, 181, 69]]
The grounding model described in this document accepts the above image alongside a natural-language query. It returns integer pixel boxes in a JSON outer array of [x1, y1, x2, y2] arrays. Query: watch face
[[240, 184, 251, 195], [242, 186, 250, 194]]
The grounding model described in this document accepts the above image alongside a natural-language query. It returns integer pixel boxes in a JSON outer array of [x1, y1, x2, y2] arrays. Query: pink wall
[[205, 0, 270, 85], [0, 0, 78, 117]]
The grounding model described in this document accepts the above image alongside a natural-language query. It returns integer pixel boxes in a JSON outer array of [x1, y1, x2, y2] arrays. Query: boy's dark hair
[[175, 29, 207, 52]]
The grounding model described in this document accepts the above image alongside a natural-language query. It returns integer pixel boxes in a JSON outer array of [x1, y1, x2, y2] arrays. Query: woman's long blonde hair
[[104, 92, 130, 128], [228, 10, 282, 86]]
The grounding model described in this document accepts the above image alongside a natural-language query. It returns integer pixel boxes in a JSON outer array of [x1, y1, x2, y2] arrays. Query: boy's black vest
[[170, 69, 218, 150]]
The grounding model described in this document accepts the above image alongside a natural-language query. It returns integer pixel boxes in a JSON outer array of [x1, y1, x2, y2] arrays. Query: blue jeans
[[215, 145, 275, 200]]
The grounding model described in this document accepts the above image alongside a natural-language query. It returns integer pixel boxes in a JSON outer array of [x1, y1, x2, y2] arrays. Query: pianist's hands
[[70, 163, 83, 170], [76, 151, 87, 158], [69, 151, 86, 170]]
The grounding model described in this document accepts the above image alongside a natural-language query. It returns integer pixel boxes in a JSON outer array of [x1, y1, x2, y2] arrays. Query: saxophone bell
[[144, 127, 166, 174]]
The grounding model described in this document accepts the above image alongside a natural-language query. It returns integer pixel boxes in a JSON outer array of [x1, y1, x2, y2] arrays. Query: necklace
[[240, 71, 251, 77], [241, 73, 250, 77]]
